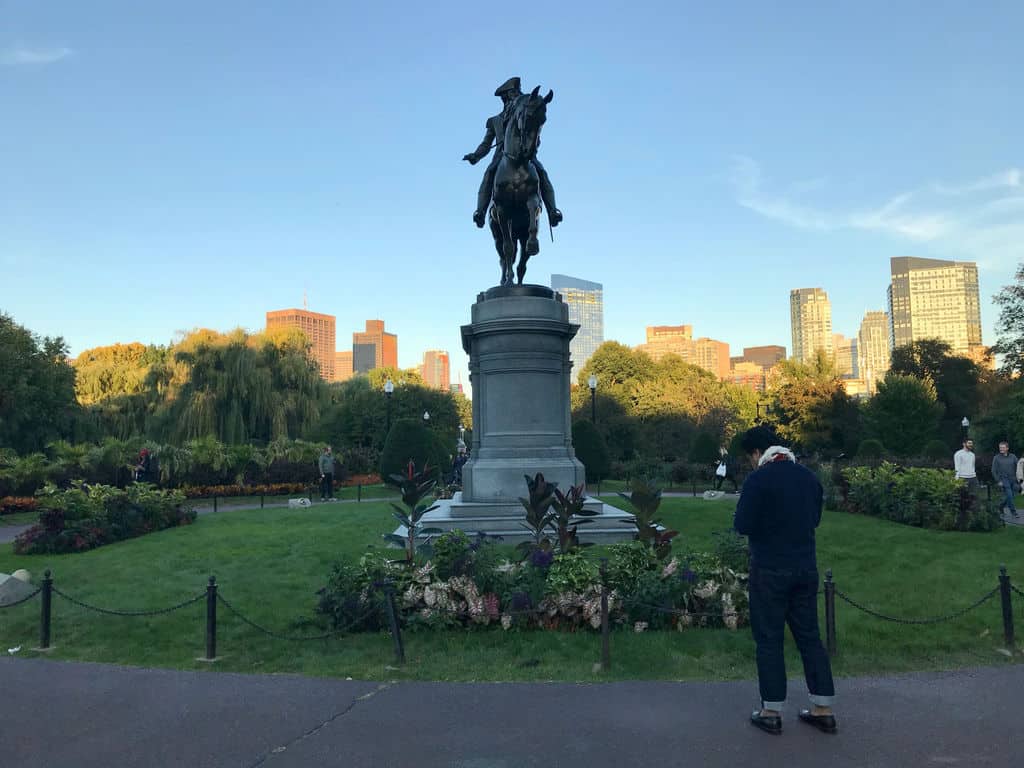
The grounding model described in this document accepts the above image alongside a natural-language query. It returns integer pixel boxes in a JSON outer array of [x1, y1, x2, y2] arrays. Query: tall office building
[[636, 325, 693, 361], [742, 345, 787, 369], [551, 274, 604, 370], [636, 325, 730, 379], [790, 288, 834, 364], [729, 360, 768, 392], [421, 350, 451, 391], [334, 351, 354, 383], [833, 334, 858, 379], [266, 308, 336, 381], [887, 257, 983, 358], [857, 310, 891, 393], [352, 320, 398, 374]]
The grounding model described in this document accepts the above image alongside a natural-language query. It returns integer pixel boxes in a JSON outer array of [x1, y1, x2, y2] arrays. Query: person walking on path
[[992, 441, 1019, 518], [733, 425, 837, 736], [318, 446, 336, 502], [714, 447, 738, 493]]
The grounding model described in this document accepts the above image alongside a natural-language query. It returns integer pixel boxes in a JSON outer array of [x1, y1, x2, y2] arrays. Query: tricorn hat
[[494, 77, 521, 97]]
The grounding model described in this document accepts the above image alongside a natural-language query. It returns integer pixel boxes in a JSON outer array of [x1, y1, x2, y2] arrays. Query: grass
[[188, 483, 400, 508], [0, 496, 1022, 682]]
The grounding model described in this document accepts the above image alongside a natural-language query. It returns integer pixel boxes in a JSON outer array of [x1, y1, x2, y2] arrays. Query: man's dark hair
[[740, 425, 783, 455]]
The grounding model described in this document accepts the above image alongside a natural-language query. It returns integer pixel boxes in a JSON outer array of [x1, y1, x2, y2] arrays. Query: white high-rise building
[[790, 288, 834, 364]]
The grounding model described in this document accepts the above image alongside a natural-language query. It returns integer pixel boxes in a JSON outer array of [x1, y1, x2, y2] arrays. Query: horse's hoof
[[526, 238, 539, 256]]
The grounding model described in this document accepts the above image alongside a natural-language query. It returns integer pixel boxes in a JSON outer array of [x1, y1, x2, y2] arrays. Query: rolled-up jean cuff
[[809, 694, 835, 706], [762, 700, 786, 710]]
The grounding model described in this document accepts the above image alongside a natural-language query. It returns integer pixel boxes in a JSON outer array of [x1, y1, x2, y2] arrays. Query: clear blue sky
[[3, 1, 1021, 390]]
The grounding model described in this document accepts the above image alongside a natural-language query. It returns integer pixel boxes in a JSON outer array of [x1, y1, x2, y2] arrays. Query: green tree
[[571, 419, 610, 481], [768, 353, 860, 456], [889, 339, 984, 442], [379, 418, 449, 482], [990, 262, 1024, 376], [689, 430, 720, 465], [0, 313, 79, 453], [73, 342, 168, 405], [863, 374, 942, 457]]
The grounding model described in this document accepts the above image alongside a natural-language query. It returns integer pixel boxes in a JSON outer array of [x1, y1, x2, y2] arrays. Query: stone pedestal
[[391, 284, 632, 545], [460, 285, 585, 501]]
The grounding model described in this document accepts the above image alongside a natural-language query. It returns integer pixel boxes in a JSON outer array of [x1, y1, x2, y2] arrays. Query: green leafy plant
[[618, 479, 678, 559], [550, 484, 598, 553], [382, 459, 443, 563], [516, 472, 558, 559], [545, 551, 599, 595]]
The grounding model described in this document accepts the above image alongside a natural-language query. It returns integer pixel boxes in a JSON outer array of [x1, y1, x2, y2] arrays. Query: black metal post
[[600, 561, 611, 671], [590, 388, 596, 423], [824, 569, 837, 656], [385, 584, 405, 664], [691, 479, 697, 498], [39, 569, 52, 650], [213, 496, 218, 514], [357, 483, 362, 503], [999, 565, 1015, 650], [260, 493, 265, 509], [205, 575, 217, 661], [386, 393, 393, 435]]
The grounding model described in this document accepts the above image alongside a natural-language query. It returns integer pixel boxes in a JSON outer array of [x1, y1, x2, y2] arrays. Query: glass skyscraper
[[551, 274, 604, 374]]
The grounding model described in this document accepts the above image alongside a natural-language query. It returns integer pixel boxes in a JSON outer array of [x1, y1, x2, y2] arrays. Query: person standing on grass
[[318, 446, 335, 502], [954, 438, 978, 491], [734, 425, 837, 736], [992, 441, 1019, 518]]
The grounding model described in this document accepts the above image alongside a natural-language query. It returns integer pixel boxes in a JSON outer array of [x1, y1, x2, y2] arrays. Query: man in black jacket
[[734, 426, 837, 735]]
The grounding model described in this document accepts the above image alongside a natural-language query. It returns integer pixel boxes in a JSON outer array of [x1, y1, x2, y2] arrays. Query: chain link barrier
[[215, 592, 382, 641], [834, 586, 999, 625], [0, 586, 42, 609], [1010, 583, 1024, 600], [52, 586, 206, 617]]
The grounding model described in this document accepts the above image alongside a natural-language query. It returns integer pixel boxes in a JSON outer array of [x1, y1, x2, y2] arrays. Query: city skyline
[[5, 5, 1020, 386]]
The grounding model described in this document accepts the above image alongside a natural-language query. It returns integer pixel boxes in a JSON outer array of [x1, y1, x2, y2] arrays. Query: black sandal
[[798, 709, 838, 734], [750, 710, 782, 735]]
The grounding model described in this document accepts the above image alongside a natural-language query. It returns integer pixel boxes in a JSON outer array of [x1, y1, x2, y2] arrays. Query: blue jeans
[[1000, 479, 1017, 514], [748, 566, 835, 710]]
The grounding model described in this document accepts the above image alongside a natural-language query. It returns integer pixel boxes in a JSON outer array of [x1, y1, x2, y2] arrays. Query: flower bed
[[1, 496, 37, 516], [179, 483, 311, 499], [315, 533, 750, 634], [13, 483, 196, 555]]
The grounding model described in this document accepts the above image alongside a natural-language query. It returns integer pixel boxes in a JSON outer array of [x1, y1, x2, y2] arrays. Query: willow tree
[[149, 328, 327, 444]]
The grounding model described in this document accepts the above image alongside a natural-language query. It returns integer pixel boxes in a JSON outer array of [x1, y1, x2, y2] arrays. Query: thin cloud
[[2, 45, 74, 66], [730, 156, 1024, 265]]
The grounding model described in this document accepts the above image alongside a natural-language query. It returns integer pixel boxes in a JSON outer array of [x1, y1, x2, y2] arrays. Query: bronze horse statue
[[488, 86, 553, 287]]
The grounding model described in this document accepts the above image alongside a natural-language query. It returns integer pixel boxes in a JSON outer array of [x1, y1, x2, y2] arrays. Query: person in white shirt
[[1017, 455, 1024, 486], [953, 439, 978, 491]]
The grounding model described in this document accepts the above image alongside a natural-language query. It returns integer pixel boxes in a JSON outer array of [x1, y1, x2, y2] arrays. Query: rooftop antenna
[[303, 289, 308, 311]]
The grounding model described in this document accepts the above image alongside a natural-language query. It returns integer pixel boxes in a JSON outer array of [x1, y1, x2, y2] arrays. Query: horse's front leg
[[525, 195, 541, 259]]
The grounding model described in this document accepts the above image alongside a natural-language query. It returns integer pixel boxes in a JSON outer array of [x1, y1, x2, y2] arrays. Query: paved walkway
[[0, 658, 1018, 767]]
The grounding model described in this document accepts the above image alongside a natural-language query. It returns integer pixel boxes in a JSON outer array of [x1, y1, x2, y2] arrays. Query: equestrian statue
[[463, 76, 561, 287]]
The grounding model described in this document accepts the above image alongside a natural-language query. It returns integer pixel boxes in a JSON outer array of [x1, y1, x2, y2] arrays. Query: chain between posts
[[215, 592, 381, 641], [52, 586, 207, 617], [834, 586, 1000, 625], [0, 586, 42, 608]]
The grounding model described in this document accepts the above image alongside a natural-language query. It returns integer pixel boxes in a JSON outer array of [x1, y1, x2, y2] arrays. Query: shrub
[[379, 419, 448, 483], [688, 431, 720, 466], [13, 482, 196, 555], [0, 496, 37, 515], [922, 439, 951, 463], [857, 438, 885, 461], [842, 463, 1000, 532], [572, 420, 610, 481]]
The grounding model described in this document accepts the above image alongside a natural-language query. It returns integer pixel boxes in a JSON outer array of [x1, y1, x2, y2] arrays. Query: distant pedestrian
[[1017, 455, 1024, 488], [318, 446, 335, 502], [992, 441, 1019, 518], [715, 447, 738, 493], [734, 425, 837, 736], [134, 449, 152, 483], [953, 439, 978, 491]]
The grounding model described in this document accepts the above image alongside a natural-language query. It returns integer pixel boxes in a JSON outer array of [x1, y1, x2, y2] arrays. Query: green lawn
[[0, 497, 1021, 682]]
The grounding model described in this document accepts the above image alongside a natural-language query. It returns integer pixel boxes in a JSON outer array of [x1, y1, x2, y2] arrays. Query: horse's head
[[503, 85, 553, 163]]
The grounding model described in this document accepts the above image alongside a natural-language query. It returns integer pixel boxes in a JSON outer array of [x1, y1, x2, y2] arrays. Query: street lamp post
[[961, 416, 970, 441], [588, 374, 598, 423], [384, 378, 394, 434], [423, 411, 431, 427]]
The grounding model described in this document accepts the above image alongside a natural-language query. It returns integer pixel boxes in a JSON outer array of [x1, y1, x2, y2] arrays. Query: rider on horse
[[463, 76, 563, 230]]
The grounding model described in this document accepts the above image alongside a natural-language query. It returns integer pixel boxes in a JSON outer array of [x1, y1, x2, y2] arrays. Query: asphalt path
[[0, 658, 1018, 767]]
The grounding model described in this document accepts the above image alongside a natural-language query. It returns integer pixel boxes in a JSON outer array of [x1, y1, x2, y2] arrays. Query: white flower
[[501, 614, 512, 630]]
